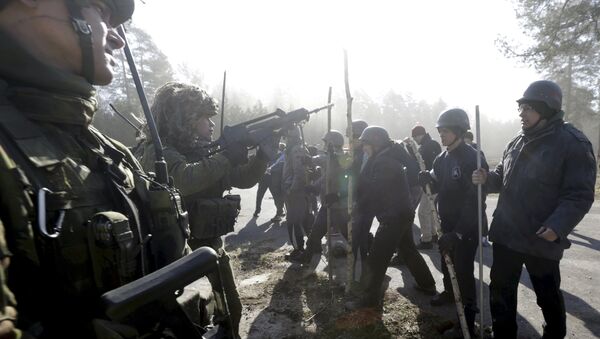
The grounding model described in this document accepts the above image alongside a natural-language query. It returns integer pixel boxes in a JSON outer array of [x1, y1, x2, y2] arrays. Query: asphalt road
[[224, 187, 600, 338]]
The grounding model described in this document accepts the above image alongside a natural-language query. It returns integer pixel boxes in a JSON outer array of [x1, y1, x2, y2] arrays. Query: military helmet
[[436, 108, 470, 133], [96, 0, 135, 27], [151, 82, 218, 144], [411, 125, 426, 137], [517, 80, 562, 113], [322, 130, 345, 148], [351, 120, 369, 138], [359, 126, 391, 149]]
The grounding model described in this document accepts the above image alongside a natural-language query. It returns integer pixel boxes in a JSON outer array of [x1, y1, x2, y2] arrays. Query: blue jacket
[[486, 117, 596, 261], [431, 142, 489, 237]]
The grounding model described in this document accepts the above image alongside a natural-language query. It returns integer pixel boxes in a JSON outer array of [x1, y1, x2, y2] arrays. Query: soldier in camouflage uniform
[[0, 1, 195, 338], [135, 82, 270, 337], [281, 126, 313, 261]]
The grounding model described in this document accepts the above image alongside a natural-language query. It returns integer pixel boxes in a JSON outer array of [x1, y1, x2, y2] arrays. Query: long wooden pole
[[343, 50, 354, 293], [404, 138, 471, 339], [326, 88, 334, 284], [220, 71, 227, 135], [476, 105, 484, 338]]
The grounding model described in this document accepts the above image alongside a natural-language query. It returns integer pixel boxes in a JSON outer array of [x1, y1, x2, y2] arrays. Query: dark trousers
[[363, 217, 413, 306], [255, 174, 284, 215], [440, 233, 479, 330], [490, 243, 566, 339], [396, 223, 436, 288], [305, 205, 349, 253]]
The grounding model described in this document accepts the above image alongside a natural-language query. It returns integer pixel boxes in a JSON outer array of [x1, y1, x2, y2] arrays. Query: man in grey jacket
[[473, 80, 596, 339]]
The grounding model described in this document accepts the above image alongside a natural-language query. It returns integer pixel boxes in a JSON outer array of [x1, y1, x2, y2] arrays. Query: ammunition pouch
[[189, 195, 240, 240], [147, 185, 190, 269], [87, 212, 140, 291]]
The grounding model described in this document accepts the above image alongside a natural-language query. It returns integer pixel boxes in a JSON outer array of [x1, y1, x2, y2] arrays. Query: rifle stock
[[102, 247, 218, 321]]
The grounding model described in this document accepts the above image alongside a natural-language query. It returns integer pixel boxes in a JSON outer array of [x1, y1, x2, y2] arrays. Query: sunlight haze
[[132, 0, 540, 122]]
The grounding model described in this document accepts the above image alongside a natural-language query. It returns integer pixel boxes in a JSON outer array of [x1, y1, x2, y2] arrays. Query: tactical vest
[[0, 102, 189, 332]]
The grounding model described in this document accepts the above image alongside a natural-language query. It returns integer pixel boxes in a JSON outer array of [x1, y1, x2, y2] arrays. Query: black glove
[[438, 232, 460, 253], [223, 143, 248, 166], [418, 170, 434, 188], [323, 193, 340, 207]]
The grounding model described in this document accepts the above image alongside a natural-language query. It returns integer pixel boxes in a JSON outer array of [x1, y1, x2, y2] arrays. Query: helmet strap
[[66, 0, 95, 83]]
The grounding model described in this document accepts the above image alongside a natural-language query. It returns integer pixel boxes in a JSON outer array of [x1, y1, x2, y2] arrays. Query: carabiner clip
[[37, 188, 65, 239]]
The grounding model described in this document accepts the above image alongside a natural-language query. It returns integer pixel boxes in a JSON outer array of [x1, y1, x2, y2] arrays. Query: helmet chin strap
[[65, 0, 95, 83]]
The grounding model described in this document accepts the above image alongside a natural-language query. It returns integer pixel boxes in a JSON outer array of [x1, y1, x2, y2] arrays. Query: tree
[[498, 0, 600, 128]]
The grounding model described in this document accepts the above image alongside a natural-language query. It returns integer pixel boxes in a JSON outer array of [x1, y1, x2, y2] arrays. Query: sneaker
[[389, 254, 405, 266], [413, 283, 437, 296], [430, 291, 454, 306], [270, 215, 282, 223], [284, 249, 304, 261], [416, 241, 433, 250]]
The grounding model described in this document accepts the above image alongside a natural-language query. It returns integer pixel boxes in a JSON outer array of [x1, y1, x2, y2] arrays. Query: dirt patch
[[229, 243, 447, 338]]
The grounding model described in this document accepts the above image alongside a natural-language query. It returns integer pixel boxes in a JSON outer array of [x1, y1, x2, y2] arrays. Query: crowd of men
[[0, 0, 597, 338]]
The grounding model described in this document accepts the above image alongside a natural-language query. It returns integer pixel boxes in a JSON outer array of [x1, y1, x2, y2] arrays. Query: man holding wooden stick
[[419, 108, 488, 338]]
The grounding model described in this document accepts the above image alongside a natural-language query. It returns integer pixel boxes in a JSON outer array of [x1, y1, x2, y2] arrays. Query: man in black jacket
[[348, 126, 435, 310], [420, 109, 488, 337], [412, 125, 442, 249], [473, 80, 596, 339]]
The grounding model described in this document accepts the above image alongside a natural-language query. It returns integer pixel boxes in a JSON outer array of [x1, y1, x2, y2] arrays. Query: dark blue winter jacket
[[431, 142, 489, 237], [486, 116, 596, 261]]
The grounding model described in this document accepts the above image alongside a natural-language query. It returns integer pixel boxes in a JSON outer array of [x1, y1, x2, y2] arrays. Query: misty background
[[93, 0, 600, 165]]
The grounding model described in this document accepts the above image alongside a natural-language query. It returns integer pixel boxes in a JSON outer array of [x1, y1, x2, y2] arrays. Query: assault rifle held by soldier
[[205, 104, 334, 160], [101, 247, 221, 338]]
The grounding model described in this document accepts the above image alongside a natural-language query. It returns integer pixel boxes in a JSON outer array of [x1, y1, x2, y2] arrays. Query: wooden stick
[[220, 71, 227, 135], [404, 138, 471, 339], [343, 50, 354, 294], [326, 88, 334, 285], [476, 105, 484, 338]]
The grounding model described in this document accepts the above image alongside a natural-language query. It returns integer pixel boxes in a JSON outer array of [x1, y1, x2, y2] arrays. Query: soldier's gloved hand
[[418, 170, 434, 188], [323, 193, 340, 207], [438, 232, 461, 253], [223, 143, 248, 166]]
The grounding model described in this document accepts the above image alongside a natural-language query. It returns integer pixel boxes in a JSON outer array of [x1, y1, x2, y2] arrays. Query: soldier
[[411, 124, 442, 249], [135, 81, 270, 337], [472, 80, 596, 339], [0, 1, 196, 337], [419, 108, 488, 337], [347, 126, 433, 310], [282, 126, 313, 261], [291, 130, 350, 264]]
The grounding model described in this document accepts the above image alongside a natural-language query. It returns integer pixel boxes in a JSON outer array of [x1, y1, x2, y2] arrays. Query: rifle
[[205, 104, 333, 160], [101, 247, 219, 338]]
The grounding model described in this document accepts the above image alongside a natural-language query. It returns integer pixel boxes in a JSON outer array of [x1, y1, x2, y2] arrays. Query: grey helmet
[[436, 108, 470, 133], [322, 130, 345, 148], [359, 126, 391, 149], [517, 80, 562, 113], [351, 120, 369, 138]]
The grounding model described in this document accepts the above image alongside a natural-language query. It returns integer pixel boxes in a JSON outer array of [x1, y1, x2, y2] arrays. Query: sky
[[131, 0, 540, 122]]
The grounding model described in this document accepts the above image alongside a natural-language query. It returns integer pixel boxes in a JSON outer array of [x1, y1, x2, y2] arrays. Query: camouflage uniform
[[0, 1, 195, 338], [282, 138, 313, 253], [136, 82, 268, 337]]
